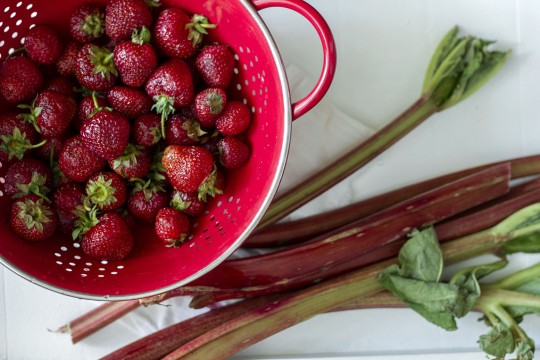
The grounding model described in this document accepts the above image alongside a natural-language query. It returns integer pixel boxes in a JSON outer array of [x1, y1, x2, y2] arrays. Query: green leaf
[[478, 322, 516, 358], [378, 272, 460, 330], [421, 26, 510, 110], [450, 260, 508, 317], [396, 227, 443, 282]]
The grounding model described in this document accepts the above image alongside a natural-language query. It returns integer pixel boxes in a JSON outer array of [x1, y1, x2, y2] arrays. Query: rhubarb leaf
[[378, 227, 460, 330], [421, 26, 510, 110], [450, 260, 508, 317], [478, 322, 516, 358], [396, 227, 443, 282]]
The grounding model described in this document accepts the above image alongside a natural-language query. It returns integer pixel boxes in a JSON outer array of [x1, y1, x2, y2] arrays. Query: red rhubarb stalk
[[56, 300, 140, 344], [257, 27, 510, 230], [147, 164, 510, 307], [100, 295, 279, 360], [246, 155, 540, 248]]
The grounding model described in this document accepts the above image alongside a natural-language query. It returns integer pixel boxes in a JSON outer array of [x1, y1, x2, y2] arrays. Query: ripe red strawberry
[[4, 158, 52, 199], [153, 8, 215, 59], [132, 113, 161, 147], [53, 183, 85, 234], [105, 0, 153, 42], [81, 212, 134, 261], [69, 4, 105, 43], [107, 85, 153, 119], [24, 25, 64, 65], [155, 207, 191, 247], [10, 194, 58, 242], [194, 88, 227, 128], [86, 171, 127, 211], [165, 115, 206, 146], [113, 26, 157, 88], [108, 143, 151, 179], [162, 145, 220, 201], [76, 93, 109, 130], [218, 136, 251, 169], [0, 56, 43, 104], [35, 135, 64, 162], [58, 135, 107, 182], [145, 58, 194, 136], [80, 109, 130, 160], [128, 182, 169, 222], [170, 189, 205, 217], [19, 90, 77, 138], [45, 76, 78, 99], [75, 44, 118, 91], [56, 42, 82, 77], [215, 101, 251, 136], [195, 44, 235, 89], [0, 111, 41, 161]]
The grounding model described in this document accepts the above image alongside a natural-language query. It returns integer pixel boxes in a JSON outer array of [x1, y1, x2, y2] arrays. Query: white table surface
[[3, 0, 540, 359]]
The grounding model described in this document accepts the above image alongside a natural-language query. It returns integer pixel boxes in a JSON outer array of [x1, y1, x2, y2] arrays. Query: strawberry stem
[[132, 26, 151, 45], [0, 129, 46, 161], [17, 102, 43, 134], [82, 11, 105, 39], [89, 45, 118, 79], [186, 14, 216, 47], [86, 175, 117, 210], [151, 95, 176, 138]]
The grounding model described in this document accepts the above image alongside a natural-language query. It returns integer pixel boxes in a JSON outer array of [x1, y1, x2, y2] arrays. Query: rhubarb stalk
[[162, 204, 540, 360], [246, 154, 540, 248], [257, 26, 510, 230]]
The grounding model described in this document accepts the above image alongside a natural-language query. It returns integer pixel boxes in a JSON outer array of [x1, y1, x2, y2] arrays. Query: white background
[[3, 0, 540, 359]]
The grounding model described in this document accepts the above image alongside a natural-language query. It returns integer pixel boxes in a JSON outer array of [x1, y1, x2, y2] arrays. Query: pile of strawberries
[[0, 0, 252, 261]]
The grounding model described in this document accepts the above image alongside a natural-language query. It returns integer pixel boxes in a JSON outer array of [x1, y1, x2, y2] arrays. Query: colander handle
[[252, 0, 337, 120]]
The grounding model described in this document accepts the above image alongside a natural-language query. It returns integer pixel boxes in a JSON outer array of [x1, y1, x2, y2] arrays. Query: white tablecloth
[[3, 0, 540, 359]]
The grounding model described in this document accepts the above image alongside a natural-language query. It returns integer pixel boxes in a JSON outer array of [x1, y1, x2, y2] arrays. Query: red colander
[[0, 0, 336, 300]]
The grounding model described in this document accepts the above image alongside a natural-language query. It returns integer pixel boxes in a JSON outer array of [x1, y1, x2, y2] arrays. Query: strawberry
[[113, 26, 157, 88], [80, 212, 134, 261], [76, 93, 109, 130], [132, 113, 161, 147], [162, 145, 221, 200], [107, 85, 152, 119], [145, 58, 194, 137], [24, 25, 64, 65], [0, 111, 42, 161], [56, 41, 82, 77], [69, 4, 105, 43], [165, 115, 206, 146], [217, 136, 251, 169], [153, 8, 215, 59], [4, 158, 52, 199], [75, 44, 118, 92], [127, 181, 169, 222], [215, 101, 251, 136], [35, 135, 64, 162], [0, 56, 43, 104], [86, 171, 127, 211], [80, 109, 130, 160], [10, 194, 58, 242], [18, 90, 77, 138], [154, 207, 191, 247], [194, 88, 227, 128], [195, 44, 235, 89], [45, 76, 78, 99], [53, 183, 85, 234], [108, 143, 151, 179], [105, 0, 153, 42], [58, 135, 107, 182], [170, 189, 205, 217]]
